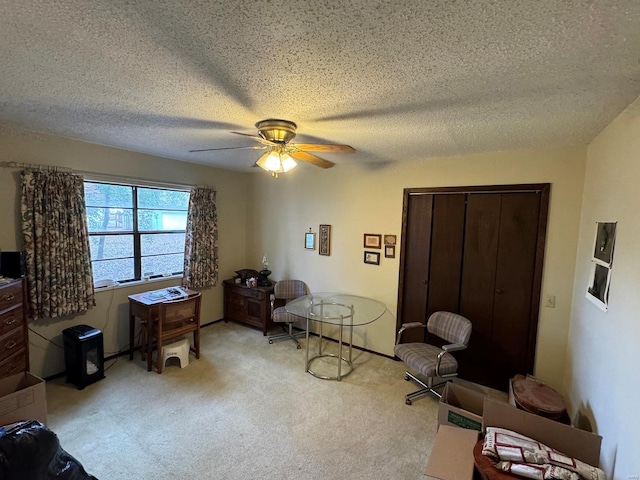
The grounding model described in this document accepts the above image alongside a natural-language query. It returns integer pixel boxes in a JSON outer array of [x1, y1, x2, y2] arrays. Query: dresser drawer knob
[[4, 317, 16, 326], [5, 340, 17, 350], [2, 293, 15, 301]]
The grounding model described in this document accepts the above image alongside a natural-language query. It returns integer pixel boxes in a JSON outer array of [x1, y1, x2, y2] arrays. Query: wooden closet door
[[458, 192, 542, 390], [398, 194, 433, 342], [426, 194, 466, 316], [491, 192, 540, 388], [397, 184, 549, 391], [458, 194, 501, 387]]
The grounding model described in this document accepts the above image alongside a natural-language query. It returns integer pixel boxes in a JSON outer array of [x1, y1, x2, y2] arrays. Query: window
[[84, 181, 190, 283]]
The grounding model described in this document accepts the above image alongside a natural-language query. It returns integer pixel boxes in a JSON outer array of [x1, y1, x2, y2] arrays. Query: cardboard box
[[0, 372, 47, 426], [439, 381, 508, 431], [424, 425, 479, 480], [426, 396, 602, 480], [483, 398, 601, 466]]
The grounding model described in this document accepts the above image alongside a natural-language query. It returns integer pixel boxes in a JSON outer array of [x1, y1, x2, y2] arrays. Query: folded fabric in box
[[482, 427, 605, 480]]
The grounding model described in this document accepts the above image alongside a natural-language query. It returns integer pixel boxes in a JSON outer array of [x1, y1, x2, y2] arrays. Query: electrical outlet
[[544, 294, 556, 308]]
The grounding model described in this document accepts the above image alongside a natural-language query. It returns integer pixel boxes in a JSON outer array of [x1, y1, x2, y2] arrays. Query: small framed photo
[[586, 262, 611, 312], [305, 231, 316, 250], [385, 245, 396, 258], [592, 222, 616, 266], [384, 234, 396, 245], [363, 233, 382, 249], [364, 251, 380, 265], [319, 224, 331, 256]]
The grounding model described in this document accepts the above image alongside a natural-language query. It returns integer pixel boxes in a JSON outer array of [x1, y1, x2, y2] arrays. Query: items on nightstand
[[258, 255, 272, 286]]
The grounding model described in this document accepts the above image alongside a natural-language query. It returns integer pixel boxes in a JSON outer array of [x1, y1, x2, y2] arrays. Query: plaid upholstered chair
[[394, 311, 472, 405], [267, 280, 309, 349]]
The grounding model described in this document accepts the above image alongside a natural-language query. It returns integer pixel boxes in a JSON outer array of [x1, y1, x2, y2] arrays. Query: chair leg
[[147, 327, 153, 372], [403, 372, 452, 405], [156, 338, 163, 374], [140, 325, 147, 361], [194, 327, 200, 359], [268, 323, 305, 348]]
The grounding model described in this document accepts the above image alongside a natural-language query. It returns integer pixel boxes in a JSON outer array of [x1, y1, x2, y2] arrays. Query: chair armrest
[[435, 343, 467, 376], [396, 322, 426, 345], [442, 343, 467, 353]]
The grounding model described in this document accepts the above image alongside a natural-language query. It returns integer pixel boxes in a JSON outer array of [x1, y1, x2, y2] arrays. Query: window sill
[[94, 274, 183, 293]]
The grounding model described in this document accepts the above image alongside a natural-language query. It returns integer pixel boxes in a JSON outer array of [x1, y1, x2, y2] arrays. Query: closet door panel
[[492, 192, 540, 380], [457, 194, 501, 386], [459, 194, 500, 330], [399, 194, 433, 342], [426, 194, 466, 317]]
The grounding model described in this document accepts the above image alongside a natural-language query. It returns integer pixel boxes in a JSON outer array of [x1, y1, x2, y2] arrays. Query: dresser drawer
[[0, 306, 23, 337], [0, 349, 27, 377], [0, 281, 22, 311], [0, 327, 25, 363]]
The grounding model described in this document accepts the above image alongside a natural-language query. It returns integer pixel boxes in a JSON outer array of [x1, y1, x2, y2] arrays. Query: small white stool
[[161, 338, 190, 369]]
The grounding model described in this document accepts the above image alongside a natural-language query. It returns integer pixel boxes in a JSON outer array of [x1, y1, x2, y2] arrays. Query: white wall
[[566, 96, 640, 479], [0, 125, 248, 378], [247, 146, 586, 392]]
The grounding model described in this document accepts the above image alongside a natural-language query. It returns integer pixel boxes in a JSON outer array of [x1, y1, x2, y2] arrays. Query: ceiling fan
[[189, 119, 355, 177]]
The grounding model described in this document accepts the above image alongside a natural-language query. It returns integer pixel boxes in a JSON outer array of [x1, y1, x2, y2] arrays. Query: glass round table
[[285, 293, 387, 380]]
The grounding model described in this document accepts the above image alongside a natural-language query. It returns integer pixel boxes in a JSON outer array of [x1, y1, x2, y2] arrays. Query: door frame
[[396, 183, 550, 376]]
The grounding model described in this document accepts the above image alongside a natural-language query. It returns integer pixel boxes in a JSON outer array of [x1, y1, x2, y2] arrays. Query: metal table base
[[305, 315, 354, 381]]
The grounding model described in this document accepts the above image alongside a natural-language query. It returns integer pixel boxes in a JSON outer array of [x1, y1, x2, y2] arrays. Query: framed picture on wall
[[586, 221, 616, 312], [305, 231, 316, 250], [592, 222, 616, 266], [319, 224, 331, 256], [364, 251, 380, 265], [586, 262, 611, 312], [385, 245, 395, 258], [384, 234, 396, 245], [363, 233, 382, 249]]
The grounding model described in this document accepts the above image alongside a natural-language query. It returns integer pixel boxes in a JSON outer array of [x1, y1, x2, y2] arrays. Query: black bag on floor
[[0, 420, 97, 480]]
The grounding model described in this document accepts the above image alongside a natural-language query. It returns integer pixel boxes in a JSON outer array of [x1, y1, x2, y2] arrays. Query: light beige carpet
[[46, 321, 439, 479]]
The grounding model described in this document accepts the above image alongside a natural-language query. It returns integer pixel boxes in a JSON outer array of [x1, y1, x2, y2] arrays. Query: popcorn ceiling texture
[[1, 0, 639, 171]]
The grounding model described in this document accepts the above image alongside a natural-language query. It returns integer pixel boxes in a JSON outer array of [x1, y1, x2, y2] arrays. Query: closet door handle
[[495, 288, 503, 294]]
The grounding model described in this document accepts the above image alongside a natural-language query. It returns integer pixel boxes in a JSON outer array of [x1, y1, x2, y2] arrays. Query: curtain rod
[[1, 161, 74, 172], [1, 161, 196, 190]]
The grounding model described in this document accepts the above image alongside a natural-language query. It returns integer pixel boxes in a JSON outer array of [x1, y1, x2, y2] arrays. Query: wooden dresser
[[223, 279, 274, 335], [0, 278, 29, 378]]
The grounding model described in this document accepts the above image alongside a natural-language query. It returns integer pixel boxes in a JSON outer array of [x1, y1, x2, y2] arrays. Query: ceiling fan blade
[[189, 145, 267, 153], [289, 151, 335, 169], [231, 132, 276, 146], [292, 143, 356, 154]]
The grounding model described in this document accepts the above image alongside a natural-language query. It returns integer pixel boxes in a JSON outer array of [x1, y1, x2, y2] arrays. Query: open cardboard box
[[483, 398, 601, 466], [438, 381, 508, 431], [426, 397, 602, 480], [0, 372, 47, 426]]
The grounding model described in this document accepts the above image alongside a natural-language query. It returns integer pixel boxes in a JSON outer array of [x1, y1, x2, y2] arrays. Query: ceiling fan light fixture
[[255, 119, 297, 143], [256, 149, 297, 176]]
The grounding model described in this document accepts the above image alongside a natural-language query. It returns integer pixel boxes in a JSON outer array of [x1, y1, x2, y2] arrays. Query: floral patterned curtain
[[183, 186, 218, 289], [20, 170, 95, 320]]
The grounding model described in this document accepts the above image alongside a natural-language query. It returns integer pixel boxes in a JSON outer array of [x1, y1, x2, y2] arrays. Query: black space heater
[[62, 325, 105, 390]]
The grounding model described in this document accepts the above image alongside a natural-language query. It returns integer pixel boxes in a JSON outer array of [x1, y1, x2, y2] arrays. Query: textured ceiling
[[1, 0, 640, 172]]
